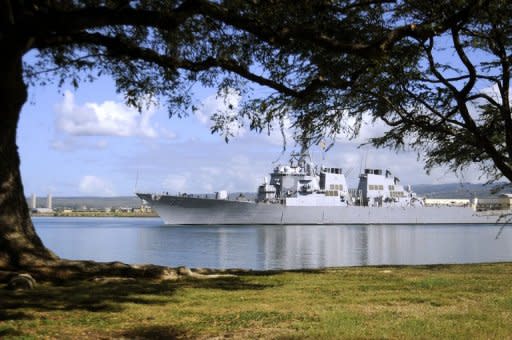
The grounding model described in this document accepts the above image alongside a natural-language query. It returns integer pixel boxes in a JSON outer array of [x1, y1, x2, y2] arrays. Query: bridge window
[[325, 190, 340, 197], [390, 191, 406, 197]]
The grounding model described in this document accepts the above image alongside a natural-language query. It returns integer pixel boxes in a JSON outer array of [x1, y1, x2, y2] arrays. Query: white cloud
[[319, 142, 489, 187], [162, 174, 190, 193], [195, 89, 245, 138], [332, 113, 391, 146], [154, 153, 266, 194], [197, 155, 261, 193], [195, 90, 295, 147], [158, 127, 177, 139], [263, 116, 294, 146], [55, 90, 158, 138], [50, 137, 108, 151], [79, 175, 115, 196]]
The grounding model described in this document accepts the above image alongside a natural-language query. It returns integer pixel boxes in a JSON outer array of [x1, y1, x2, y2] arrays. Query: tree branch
[[403, 88, 465, 129], [191, 0, 486, 57], [34, 31, 346, 99], [451, 27, 477, 98], [14, 1, 198, 48], [417, 33, 512, 179], [466, 93, 502, 108], [424, 38, 459, 95]]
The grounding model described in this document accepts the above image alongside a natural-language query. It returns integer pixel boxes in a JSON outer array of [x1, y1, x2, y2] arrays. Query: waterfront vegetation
[[1, 263, 512, 339]]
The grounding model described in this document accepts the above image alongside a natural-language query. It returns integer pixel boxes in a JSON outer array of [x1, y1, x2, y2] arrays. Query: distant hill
[[412, 182, 510, 198], [26, 182, 511, 209]]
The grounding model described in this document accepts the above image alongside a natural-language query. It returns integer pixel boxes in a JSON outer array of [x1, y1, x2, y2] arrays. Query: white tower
[[31, 193, 36, 209], [47, 193, 53, 210]]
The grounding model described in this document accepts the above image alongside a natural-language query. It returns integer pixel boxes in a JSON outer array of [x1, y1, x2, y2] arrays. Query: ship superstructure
[[255, 150, 421, 209], [354, 169, 422, 207], [256, 151, 349, 207]]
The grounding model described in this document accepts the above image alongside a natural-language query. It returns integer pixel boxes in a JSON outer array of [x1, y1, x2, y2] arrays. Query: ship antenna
[[272, 117, 288, 164], [364, 149, 368, 171], [298, 134, 312, 163]]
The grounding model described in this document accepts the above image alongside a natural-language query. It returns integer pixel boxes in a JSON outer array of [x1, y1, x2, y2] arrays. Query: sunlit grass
[[1, 263, 512, 339]]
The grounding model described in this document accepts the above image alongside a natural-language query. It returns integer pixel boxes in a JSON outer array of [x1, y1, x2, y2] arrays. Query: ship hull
[[137, 194, 506, 225]]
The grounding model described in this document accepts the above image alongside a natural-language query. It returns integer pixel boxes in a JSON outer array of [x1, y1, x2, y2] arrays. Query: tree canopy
[[1, 0, 511, 269], [15, 0, 512, 183]]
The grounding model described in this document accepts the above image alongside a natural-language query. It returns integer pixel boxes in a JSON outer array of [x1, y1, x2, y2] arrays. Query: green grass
[[1, 263, 512, 339]]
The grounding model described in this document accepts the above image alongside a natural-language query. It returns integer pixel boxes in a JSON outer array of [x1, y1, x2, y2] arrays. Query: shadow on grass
[[0, 275, 275, 318], [0, 310, 30, 321], [120, 325, 190, 339], [235, 268, 329, 277], [0, 326, 24, 338]]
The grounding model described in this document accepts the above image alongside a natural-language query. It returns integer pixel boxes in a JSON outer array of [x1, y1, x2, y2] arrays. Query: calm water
[[34, 217, 512, 270]]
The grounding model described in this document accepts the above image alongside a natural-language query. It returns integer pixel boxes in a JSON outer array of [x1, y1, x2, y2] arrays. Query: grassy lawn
[[1, 263, 512, 339]]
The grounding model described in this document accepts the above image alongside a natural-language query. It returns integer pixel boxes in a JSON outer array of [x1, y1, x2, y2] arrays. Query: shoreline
[[31, 212, 159, 218]]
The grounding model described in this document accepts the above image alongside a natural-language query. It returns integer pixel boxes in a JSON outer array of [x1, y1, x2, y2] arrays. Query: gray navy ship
[[137, 150, 510, 225]]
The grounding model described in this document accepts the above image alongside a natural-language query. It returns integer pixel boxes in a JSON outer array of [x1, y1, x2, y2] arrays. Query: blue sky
[[18, 66, 486, 197]]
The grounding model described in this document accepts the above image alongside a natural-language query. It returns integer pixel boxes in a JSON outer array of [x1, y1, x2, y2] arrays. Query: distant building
[[424, 198, 470, 207], [474, 194, 512, 211], [31, 193, 36, 209], [47, 193, 52, 210], [33, 208, 53, 214], [425, 195, 512, 211], [500, 193, 512, 208]]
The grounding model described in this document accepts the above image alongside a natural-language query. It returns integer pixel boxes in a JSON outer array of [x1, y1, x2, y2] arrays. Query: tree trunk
[[0, 47, 59, 269]]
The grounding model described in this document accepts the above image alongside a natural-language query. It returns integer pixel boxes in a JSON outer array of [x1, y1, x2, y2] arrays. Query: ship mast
[[293, 136, 314, 176]]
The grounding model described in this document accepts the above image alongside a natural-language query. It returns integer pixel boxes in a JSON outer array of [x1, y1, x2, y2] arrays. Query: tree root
[[1, 259, 244, 285]]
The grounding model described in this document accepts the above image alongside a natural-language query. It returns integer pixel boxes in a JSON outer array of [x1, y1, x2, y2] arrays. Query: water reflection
[[34, 217, 512, 270]]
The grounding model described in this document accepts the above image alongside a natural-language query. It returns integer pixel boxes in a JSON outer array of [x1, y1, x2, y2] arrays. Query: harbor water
[[34, 216, 512, 270]]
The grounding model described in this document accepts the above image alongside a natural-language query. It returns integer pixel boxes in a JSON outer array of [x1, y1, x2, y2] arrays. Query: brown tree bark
[[0, 46, 59, 269]]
